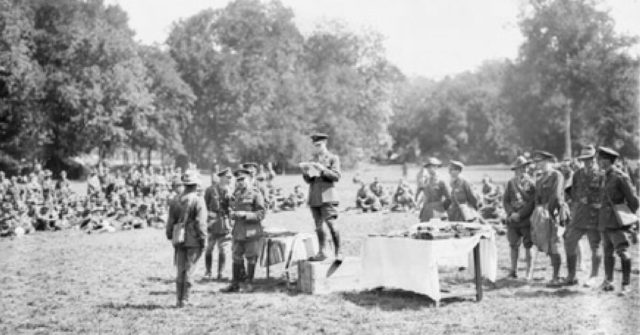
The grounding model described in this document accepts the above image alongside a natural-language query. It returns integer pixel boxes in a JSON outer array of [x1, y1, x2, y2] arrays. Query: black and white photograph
[[1, 0, 639, 334]]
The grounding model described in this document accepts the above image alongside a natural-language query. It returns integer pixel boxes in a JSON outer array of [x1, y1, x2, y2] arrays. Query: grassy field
[[1, 164, 638, 334]]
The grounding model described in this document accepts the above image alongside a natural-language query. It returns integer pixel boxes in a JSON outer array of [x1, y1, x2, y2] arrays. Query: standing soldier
[[597, 147, 639, 295], [416, 157, 451, 222], [447, 161, 478, 222], [222, 169, 266, 293], [302, 133, 342, 261], [503, 156, 536, 280], [165, 170, 207, 307], [203, 168, 234, 280], [562, 145, 603, 287], [530, 150, 570, 287], [242, 162, 270, 209]]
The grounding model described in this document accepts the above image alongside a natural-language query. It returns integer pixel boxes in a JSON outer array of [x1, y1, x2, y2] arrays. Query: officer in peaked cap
[[302, 132, 343, 262], [597, 146, 639, 295], [221, 168, 266, 293], [563, 145, 603, 287]]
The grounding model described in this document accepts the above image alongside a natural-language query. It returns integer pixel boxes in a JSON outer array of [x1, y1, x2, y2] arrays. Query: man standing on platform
[[562, 145, 603, 287], [302, 133, 342, 262], [597, 147, 639, 295]]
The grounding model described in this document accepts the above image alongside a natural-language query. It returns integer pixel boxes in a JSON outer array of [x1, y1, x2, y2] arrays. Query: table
[[361, 230, 497, 304], [260, 231, 318, 279]]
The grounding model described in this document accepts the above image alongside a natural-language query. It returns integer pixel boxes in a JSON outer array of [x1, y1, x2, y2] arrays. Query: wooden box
[[297, 257, 361, 294]]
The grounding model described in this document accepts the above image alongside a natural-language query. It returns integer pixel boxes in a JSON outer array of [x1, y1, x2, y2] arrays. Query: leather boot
[[217, 251, 227, 280], [564, 255, 578, 286], [604, 256, 615, 282], [204, 254, 212, 278], [175, 281, 183, 307], [621, 257, 631, 286], [244, 263, 256, 293], [309, 228, 327, 261], [221, 263, 241, 293]]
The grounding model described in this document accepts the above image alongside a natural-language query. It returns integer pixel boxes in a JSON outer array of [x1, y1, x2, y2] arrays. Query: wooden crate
[[297, 257, 361, 294]]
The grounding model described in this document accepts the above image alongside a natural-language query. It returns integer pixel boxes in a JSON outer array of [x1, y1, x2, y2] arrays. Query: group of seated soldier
[[270, 185, 307, 212], [352, 177, 416, 213], [0, 164, 184, 238]]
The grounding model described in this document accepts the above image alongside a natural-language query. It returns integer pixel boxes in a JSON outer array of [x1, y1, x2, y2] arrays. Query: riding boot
[[590, 252, 601, 278], [564, 255, 578, 285], [217, 251, 226, 279], [551, 254, 561, 280], [621, 257, 631, 287], [221, 263, 241, 293], [244, 262, 256, 293], [204, 254, 212, 277], [604, 255, 615, 282], [175, 281, 183, 307], [310, 228, 327, 261]]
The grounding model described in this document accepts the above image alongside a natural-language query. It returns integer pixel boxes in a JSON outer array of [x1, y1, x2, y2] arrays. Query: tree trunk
[[564, 106, 572, 159], [147, 148, 152, 167]]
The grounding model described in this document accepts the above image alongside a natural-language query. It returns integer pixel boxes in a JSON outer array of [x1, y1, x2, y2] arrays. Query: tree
[[512, 0, 639, 158], [138, 45, 195, 164]]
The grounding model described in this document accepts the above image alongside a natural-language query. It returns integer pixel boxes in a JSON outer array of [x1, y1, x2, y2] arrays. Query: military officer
[[597, 147, 639, 295], [416, 157, 451, 222], [222, 169, 266, 293], [165, 170, 207, 307], [203, 168, 234, 280], [503, 156, 536, 280], [242, 162, 270, 209], [562, 145, 603, 287], [531, 150, 569, 287], [302, 133, 342, 261], [447, 161, 479, 222]]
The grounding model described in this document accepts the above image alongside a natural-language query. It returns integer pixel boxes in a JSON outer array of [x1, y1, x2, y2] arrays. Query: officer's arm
[[165, 202, 176, 240], [442, 181, 452, 210], [302, 173, 313, 184], [465, 181, 478, 209], [244, 192, 266, 222], [503, 181, 513, 214], [548, 171, 565, 215], [569, 170, 579, 203], [321, 156, 341, 182], [193, 197, 208, 244], [517, 185, 536, 219], [620, 175, 640, 213]]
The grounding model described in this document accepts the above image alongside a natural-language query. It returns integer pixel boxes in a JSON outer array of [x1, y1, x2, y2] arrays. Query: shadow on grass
[[514, 288, 583, 298], [98, 302, 167, 310], [341, 288, 437, 310], [146, 276, 174, 285]]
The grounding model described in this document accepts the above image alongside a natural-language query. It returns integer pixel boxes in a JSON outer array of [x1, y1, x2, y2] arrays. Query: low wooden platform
[[297, 257, 362, 294]]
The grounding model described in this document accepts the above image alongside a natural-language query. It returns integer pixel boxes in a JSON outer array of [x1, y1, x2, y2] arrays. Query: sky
[[106, 0, 640, 79]]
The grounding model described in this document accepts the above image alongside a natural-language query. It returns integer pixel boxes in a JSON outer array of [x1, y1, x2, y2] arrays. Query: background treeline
[[1, 0, 638, 176]]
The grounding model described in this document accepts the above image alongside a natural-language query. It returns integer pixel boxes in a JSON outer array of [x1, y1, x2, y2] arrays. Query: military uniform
[[303, 136, 342, 260], [225, 175, 266, 292], [503, 174, 536, 250], [530, 150, 567, 285], [599, 164, 639, 290], [531, 168, 567, 254], [563, 164, 603, 282], [369, 181, 389, 207], [165, 173, 207, 307], [448, 177, 478, 222], [203, 180, 233, 279], [418, 175, 450, 222]]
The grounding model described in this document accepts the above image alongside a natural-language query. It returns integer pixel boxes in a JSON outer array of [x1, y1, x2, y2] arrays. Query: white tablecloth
[[361, 230, 497, 302]]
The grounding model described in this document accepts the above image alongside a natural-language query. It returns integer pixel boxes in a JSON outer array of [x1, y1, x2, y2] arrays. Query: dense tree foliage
[[391, 0, 639, 163], [1, 0, 638, 175]]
